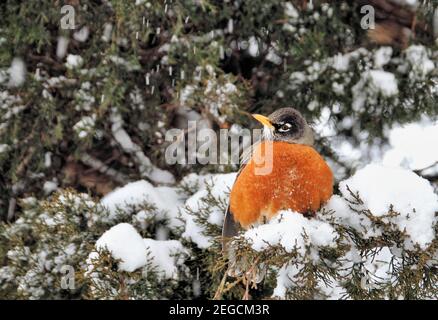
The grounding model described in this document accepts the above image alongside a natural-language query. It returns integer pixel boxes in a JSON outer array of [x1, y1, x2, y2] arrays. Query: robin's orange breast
[[229, 141, 333, 228]]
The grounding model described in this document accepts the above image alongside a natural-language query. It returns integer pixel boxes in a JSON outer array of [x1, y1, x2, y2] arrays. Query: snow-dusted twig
[[7, 197, 16, 221], [110, 111, 175, 184], [79, 153, 128, 185]]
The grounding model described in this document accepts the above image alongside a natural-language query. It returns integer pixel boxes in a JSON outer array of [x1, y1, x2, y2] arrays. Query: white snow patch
[[73, 26, 90, 42], [43, 180, 58, 195], [244, 212, 338, 254], [101, 180, 183, 228], [248, 36, 259, 57], [0, 144, 9, 153], [352, 70, 398, 111], [266, 48, 282, 65], [329, 48, 369, 72], [383, 119, 438, 171], [332, 53, 351, 72], [102, 23, 113, 42], [56, 36, 69, 59], [73, 114, 96, 139], [273, 264, 300, 298], [8, 58, 26, 87], [404, 45, 434, 79], [367, 70, 398, 96], [143, 239, 188, 280], [92, 223, 147, 272], [328, 164, 438, 249], [182, 173, 237, 249], [65, 54, 84, 69], [374, 47, 393, 69], [285, 2, 299, 20]]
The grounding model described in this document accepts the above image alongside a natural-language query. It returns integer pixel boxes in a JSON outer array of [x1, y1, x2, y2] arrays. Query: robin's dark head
[[252, 107, 314, 146]]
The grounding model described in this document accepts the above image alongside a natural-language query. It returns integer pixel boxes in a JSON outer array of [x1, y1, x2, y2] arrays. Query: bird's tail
[[222, 204, 239, 251], [222, 206, 266, 284]]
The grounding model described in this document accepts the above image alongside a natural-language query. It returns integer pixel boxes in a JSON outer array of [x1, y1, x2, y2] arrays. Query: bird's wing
[[222, 206, 239, 244], [221, 139, 262, 251]]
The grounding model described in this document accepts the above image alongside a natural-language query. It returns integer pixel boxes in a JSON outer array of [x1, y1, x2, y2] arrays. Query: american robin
[[222, 107, 333, 246]]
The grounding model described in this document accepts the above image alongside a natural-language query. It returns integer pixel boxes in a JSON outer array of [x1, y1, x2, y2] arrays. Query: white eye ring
[[278, 123, 292, 132]]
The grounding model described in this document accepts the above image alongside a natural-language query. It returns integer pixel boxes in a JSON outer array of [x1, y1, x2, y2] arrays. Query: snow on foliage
[[182, 173, 236, 249], [244, 212, 337, 255], [373, 47, 393, 69], [143, 239, 188, 280], [223, 163, 438, 298], [1, 0, 437, 300], [110, 111, 175, 184], [7, 58, 26, 87], [87, 222, 188, 279], [90, 223, 148, 272], [383, 119, 438, 171], [331, 164, 438, 249], [65, 54, 84, 69], [100, 180, 182, 227], [404, 45, 435, 79], [352, 70, 398, 111], [179, 65, 242, 126], [90, 163, 437, 298]]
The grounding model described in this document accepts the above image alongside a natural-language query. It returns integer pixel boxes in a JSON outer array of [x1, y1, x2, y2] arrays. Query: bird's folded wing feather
[[221, 139, 262, 251]]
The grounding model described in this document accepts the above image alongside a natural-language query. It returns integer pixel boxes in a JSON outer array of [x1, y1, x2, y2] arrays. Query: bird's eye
[[278, 123, 292, 132]]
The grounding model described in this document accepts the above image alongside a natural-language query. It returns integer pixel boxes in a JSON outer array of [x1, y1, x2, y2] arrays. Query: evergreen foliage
[[0, 0, 437, 299]]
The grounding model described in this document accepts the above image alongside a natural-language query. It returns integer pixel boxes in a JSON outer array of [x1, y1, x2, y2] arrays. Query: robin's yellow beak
[[252, 114, 274, 129]]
